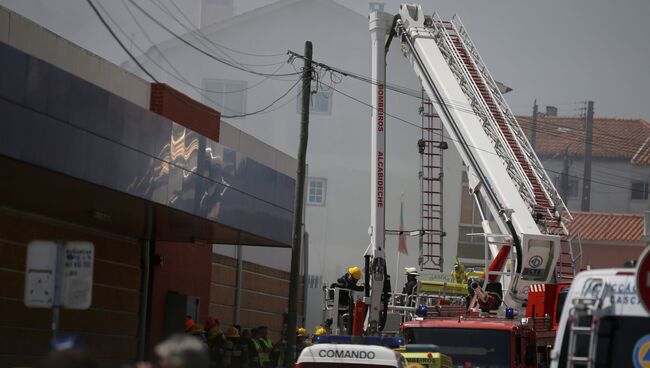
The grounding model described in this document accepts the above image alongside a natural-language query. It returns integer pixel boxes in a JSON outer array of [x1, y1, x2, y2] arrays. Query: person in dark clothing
[[330, 266, 364, 333], [244, 328, 261, 368], [402, 267, 419, 306], [331, 267, 365, 308]]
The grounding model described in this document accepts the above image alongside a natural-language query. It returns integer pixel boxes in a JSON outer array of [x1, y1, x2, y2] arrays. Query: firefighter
[[331, 266, 364, 332], [245, 328, 261, 368], [403, 267, 418, 295], [257, 325, 273, 367], [205, 317, 220, 341], [190, 324, 207, 343], [295, 328, 311, 357], [223, 327, 249, 368], [313, 327, 327, 336], [333, 266, 364, 291], [207, 327, 226, 368], [451, 258, 467, 284]]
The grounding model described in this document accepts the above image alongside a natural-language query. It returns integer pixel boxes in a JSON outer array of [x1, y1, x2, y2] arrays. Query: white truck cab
[[296, 343, 405, 368], [551, 268, 650, 367]]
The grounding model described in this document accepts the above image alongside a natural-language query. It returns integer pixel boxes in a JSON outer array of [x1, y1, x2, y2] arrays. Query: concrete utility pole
[[581, 101, 594, 211], [530, 100, 538, 150], [560, 146, 570, 203], [285, 40, 312, 367]]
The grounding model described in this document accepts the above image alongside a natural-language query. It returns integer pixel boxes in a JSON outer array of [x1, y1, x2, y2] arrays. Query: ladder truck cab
[[402, 281, 570, 367], [551, 268, 650, 368]]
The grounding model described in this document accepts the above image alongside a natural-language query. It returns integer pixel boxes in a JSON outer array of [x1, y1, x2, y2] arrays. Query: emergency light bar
[[312, 335, 405, 348]]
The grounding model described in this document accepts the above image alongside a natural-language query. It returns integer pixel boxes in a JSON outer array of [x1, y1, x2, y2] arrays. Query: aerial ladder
[[365, 4, 577, 333]]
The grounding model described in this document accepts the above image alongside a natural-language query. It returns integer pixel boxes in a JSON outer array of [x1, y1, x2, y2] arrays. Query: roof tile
[[517, 116, 650, 163], [568, 211, 644, 242]]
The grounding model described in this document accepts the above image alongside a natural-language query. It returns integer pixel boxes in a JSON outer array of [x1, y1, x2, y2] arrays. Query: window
[[631, 181, 649, 200], [202, 79, 247, 118], [298, 83, 332, 114], [307, 177, 327, 206]]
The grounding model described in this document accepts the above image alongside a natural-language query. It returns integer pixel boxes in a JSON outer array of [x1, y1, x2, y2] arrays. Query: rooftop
[[568, 211, 645, 242], [517, 116, 650, 163]]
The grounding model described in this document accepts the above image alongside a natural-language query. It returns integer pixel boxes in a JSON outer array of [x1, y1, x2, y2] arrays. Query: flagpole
[[394, 249, 401, 293]]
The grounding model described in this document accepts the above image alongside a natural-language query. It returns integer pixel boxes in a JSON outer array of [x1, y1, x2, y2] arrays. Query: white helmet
[[405, 267, 419, 276]]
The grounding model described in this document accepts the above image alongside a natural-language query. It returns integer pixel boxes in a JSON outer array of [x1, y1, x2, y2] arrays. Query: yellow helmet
[[208, 326, 223, 338], [225, 326, 240, 338], [314, 327, 327, 335], [348, 266, 362, 280], [296, 327, 308, 337]]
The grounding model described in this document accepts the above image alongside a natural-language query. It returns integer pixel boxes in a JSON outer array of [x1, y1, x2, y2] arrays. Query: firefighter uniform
[[223, 327, 249, 368]]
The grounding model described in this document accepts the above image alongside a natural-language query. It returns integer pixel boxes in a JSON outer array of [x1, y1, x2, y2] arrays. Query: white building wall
[[542, 158, 650, 213], [131, 1, 465, 330]]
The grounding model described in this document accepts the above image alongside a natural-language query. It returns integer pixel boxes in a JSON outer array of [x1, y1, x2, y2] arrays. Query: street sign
[[24, 241, 58, 308], [24, 241, 94, 310], [636, 246, 650, 313], [61, 241, 94, 309]]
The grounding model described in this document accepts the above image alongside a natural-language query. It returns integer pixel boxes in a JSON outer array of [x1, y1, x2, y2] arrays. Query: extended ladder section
[[393, 4, 568, 304], [419, 96, 446, 271]]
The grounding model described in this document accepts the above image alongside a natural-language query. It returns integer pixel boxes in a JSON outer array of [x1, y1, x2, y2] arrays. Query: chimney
[[201, 0, 234, 27], [369, 2, 385, 11], [545, 106, 558, 117]]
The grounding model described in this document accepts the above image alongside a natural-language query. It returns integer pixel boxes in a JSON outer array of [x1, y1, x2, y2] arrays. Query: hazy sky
[[2, 0, 649, 122]]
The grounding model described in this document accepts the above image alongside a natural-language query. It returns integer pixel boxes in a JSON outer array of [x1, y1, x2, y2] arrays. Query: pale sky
[[2, 0, 649, 122]]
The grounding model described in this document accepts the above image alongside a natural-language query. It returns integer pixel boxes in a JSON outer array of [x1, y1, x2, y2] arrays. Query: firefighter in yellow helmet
[[314, 327, 327, 335], [330, 266, 364, 333], [296, 328, 311, 356], [332, 266, 364, 291], [223, 326, 249, 368]]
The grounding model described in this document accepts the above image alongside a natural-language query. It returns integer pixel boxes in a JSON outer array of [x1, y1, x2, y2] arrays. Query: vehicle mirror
[[525, 344, 536, 365]]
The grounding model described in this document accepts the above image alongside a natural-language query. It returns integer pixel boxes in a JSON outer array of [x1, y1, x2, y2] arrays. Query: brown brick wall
[[210, 253, 304, 342], [0, 212, 142, 367]]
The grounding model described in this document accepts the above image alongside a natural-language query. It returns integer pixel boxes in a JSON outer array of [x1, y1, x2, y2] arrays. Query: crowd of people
[[40, 317, 325, 368], [182, 316, 322, 368]]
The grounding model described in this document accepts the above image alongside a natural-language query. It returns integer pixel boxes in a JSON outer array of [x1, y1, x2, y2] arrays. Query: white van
[[551, 268, 650, 367], [296, 344, 406, 368]]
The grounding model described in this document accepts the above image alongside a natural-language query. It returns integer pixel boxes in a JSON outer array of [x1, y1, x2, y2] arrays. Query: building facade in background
[[0, 7, 301, 366], [125, 0, 466, 330]]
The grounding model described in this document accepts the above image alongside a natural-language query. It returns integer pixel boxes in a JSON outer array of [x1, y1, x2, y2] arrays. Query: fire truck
[[321, 3, 583, 367]]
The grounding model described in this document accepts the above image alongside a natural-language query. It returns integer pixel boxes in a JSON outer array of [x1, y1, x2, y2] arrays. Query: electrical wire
[[127, 0, 301, 78], [156, 0, 288, 63], [91, 0, 302, 119], [87, 0, 158, 82], [322, 79, 648, 195], [289, 50, 649, 158], [120, 0, 289, 97]]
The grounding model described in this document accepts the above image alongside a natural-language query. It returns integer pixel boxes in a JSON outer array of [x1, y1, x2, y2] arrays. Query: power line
[[119, 0, 289, 97], [324, 80, 649, 195], [156, 0, 288, 62], [91, 0, 302, 119], [289, 50, 648, 159], [127, 0, 301, 78], [87, 0, 158, 82]]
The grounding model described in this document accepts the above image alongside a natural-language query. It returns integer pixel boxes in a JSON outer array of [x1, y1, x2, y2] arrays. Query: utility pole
[[530, 100, 538, 150], [285, 40, 312, 367], [560, 146, 570, 203], [581, 101, 594, 211]]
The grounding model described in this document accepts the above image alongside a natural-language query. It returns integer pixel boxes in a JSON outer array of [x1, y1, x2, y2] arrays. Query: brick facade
[[210, 253, 304, 342]]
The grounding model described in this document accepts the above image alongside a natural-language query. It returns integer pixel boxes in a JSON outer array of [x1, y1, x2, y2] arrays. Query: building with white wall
[[123, 0, 470, 329], [517, 114, 650, 213]]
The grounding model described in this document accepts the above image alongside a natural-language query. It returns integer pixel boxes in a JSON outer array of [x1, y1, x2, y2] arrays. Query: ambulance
[[296, 343, 406, 368], [551, 267, 650, 367]]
